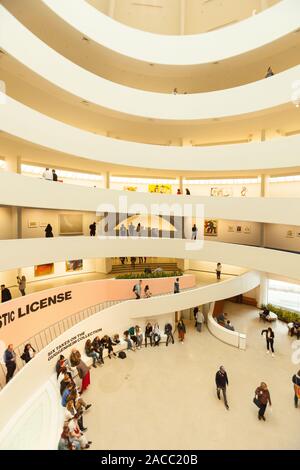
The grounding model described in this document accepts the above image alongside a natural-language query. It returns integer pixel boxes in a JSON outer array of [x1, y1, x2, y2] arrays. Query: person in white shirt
[[216, 263, 222, 280], [42, 167, 53, 181]]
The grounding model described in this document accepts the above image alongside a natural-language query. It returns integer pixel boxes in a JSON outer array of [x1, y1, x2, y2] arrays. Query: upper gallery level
[[1, 0, 300, 92], [1, 96, 300, 172]]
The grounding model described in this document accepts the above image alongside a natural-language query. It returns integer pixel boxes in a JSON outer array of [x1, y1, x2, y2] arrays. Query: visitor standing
[[177, 319, 186, 343], [165, 323, 174, 346], [215, 366, 229, 410], [4, 344, 16, 383], [133, 280, 142, 299], [261, 327, 275, 356], [145, 322, 153, 347], [21, 343, 36, 363], [292, 370, 300, 408], [76, 359, 90, 393], [42, 167, 53, 180], [185, 188, 190, 195], [197, 311, 205, 332], [17, 275, 26, 296], [89, 222, 96, 236], [52, 169, 58, 181], [254, 382, 272, 421], [1, 285, 12, 303], [192, 224, 198, 240], [216, 263, 222, 280], [45, 224, 53, 237], [174, 277, 180, 294]]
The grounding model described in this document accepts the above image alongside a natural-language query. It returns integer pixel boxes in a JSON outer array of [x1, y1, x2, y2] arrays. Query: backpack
[[118, 351, 126, 359], [165, 323, 172, 334]]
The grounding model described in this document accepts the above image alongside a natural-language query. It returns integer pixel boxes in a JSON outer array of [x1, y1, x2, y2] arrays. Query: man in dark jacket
[[215, 366, 229, 410], [1, 285, 12, 303], [292, 370, 300, 408], [165, 323, 174, 347], [4, 344, 16, 383]]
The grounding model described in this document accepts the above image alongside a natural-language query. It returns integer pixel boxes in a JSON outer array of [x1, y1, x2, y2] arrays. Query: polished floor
[[82, 302, 300, 450]]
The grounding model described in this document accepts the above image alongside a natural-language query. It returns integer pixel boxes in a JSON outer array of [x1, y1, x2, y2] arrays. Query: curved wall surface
[[2, 97, 300, 171], [1, 173, 300, 226], [0, 270, 259, 449], [0, 6, 299, 120], [42, 0, 300, 66], [0, 237, 298, 280]]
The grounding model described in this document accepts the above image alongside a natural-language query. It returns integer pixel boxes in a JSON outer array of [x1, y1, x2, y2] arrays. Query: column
[[5, 156, 22, 239], [260, 174, 269, 247], [104, 171, 110, 189], [179, 0, 186, 35], [108, 0, 116, 18], [179, 176, 184, 194], [96, 258, 112, 274], [257, 273, 268, 307]]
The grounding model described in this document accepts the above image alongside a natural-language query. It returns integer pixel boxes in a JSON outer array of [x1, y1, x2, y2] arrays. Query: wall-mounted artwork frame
[[228, 225, 234, 233], [59, 214, 83, 236], [204, 219, 218, 236], [28, 221, 38, 228], [236, 226, 242, 233], [66, 260, 83, 272], [286, 230, 295, 238], [34, 263, 54, 277], [244, 226, 251, 234]]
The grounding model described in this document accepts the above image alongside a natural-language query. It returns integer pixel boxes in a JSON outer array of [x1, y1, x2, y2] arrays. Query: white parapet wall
[[207, 303, 247, 350]]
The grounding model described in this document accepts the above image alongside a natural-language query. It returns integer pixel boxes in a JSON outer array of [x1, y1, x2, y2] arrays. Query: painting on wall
[[123, 186, 137, 192], [286, 229, 295, 238], [241, 186, 248, 197], [244, 226, 251, 234], [66, 259, 83, 272], [148, 184, 172, 194], [236, 226, 242, 233], [204, 219, 218, 236], [34, 263, 54, 277], [227, 225, 235, 233], [210, 187, 233, 197], [28, 221, 38, 228], [59, 214, 83, 235]]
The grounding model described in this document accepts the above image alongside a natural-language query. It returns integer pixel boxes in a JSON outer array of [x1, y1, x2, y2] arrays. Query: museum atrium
[[0, 0, 300, 451]]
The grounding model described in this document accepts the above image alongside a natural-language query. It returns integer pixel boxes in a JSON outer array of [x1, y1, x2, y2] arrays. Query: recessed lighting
[[213, 61, 219, 65], [81, 36, 90, 42], [149, 63, 154, 67], [81, 100, 89, 105]]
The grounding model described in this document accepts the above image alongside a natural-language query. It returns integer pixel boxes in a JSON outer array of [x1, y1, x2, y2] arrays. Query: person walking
[[193, 306, 199, 327], [17, 275, 26, 296], [174, 277, 180, 294], [215, 366, 229, 410], [165, 322, 174, 346], [254, 382, 272, 421], [76, 359, 90, 394], [261, 327, 275, 356], [1, 284, 12, 303], [191, 224, 198, 240], [177, 319, 186, 343], [89, 222, 96, 236], [145, 322, 153, 348], [216, 263, 222, 280], [45, 224, 53, 237], [292, 370, 300, 408], [133, 280, 142, 299], [4, 344, 17, 383]]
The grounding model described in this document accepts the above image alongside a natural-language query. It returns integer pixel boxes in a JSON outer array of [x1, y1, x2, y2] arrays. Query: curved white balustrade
[[2, 97, 300, 171], [0, 6, 299, 120], [1, 172, 300, 226], [42, 0, 300, 66], [0, 237, 299, 280], [0, 270, 259, 449], [207, 303, 247, 350]]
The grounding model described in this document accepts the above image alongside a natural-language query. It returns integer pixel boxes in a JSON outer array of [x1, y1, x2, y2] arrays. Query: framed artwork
[[204, 219, 218, 236], [296, 232, 300, 238], [286, 230, 295, 238], [59, 214, 83, 235], [66, 259, 83, 272], [236, 226, 242, 233], [148, 184, 172, 194], [244, 226, 251, 234], [123, 186, 137, 192], [28, 221, 38, 228], [228, 225, 234, 233], [210, 187, 232, 197], [34, 263, 54, 277]]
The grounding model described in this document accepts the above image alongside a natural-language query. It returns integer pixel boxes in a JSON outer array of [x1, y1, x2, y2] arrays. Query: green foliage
[[115, 270, 183, 280], [266, 303, 300, 324]]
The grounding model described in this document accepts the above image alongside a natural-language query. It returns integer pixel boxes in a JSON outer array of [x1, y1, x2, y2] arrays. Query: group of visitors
[[43, 168, 58, 182], [216, 312, 235, 331], [123, 319, 186, 350], [132, 278, 180, 299], [176, 188, 191, 195], [3, 343, 36, 383], [56, 353, 92, 450]]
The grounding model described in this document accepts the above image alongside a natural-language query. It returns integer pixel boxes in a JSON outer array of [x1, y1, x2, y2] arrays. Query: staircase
[[111, 262, 179, 275]]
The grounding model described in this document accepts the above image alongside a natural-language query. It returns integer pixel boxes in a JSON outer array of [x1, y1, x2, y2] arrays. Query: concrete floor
[[81, 302, 300, 450]]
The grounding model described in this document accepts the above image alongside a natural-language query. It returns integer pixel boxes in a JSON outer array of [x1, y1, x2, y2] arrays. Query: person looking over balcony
[[45, 224, 53, 237], [265, 66, 274, 78], [17, 275, 26, 296], [42, 167, 53, 180], [1, 284, 12, 302]]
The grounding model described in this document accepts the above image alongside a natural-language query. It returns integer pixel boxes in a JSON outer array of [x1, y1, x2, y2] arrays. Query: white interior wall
[[21, 208, 96, 238], [265, 223, 300, 252], [185, 183, 260, 197], [0, 206, 14, 239], [0, 269, 18, 288], [188, 260, 247, 276], [20, 259, 97, 283], [204, 219, 261, 246], [268, 181, 300, 197], [21, 171, 104, 189]]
